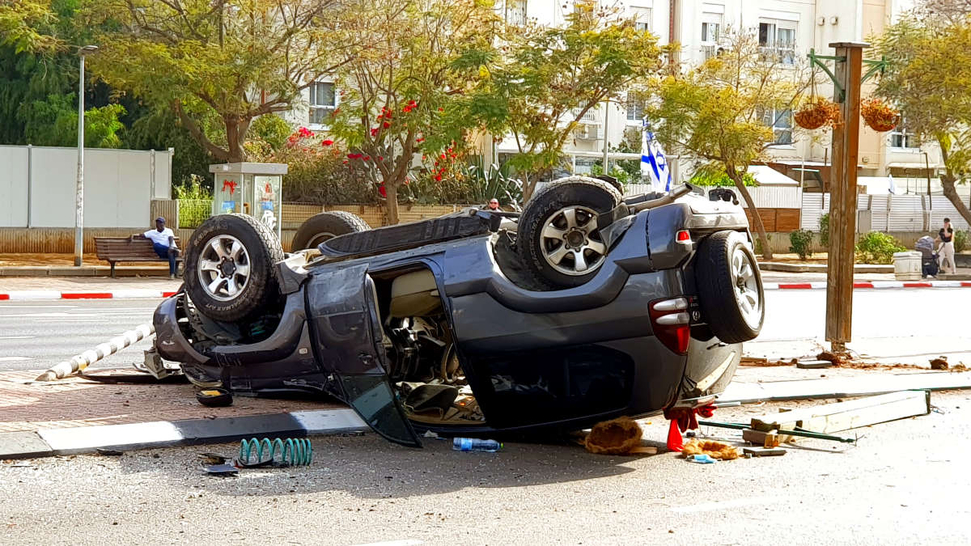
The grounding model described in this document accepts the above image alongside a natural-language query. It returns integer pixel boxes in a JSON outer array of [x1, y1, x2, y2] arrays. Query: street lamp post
[[74, 45, 98, 267]]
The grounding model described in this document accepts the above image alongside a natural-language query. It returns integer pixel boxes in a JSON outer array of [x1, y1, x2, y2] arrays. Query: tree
[[0, 0, 59, 53], [646, 30, 807, 259], [328, 0, 499, 224], [87, 0, 353, 164], [473, 0, 662, 200], [875, 11, 971, 225]]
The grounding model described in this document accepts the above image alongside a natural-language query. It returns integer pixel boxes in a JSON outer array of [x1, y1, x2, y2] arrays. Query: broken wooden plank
[[719, 372, 971, 404], [743, 446, 787, 457], [750, 390, 930, 434], [796, 359, 834, 369]]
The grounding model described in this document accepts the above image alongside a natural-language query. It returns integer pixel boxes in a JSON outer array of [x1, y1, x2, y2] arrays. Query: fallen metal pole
[[697, 421, 856, 444], [35, 323, 155, 381]]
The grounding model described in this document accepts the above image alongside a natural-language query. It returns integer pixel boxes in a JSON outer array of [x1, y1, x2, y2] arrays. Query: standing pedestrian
[[936, 217, 956, 275], [135, 217, 180, 279]]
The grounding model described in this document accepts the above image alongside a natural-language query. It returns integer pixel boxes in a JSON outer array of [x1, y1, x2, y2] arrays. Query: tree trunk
[[224, 116, 249, 163], [385, 183, 400, 225], [727, 165, 773, 260], [937, 141, 971, 226]]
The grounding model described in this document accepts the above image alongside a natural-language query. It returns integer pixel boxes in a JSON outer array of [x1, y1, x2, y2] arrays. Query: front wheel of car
[[517, 176, 623, 289], [183, 213, 284, 322], [695, 230, 764, 343], [291, 211, 371, 251]]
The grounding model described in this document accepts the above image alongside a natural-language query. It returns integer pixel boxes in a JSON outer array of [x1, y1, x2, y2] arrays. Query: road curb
[[0, 290, 179, 301], [0, 408, 367, 460], [763, 280, 971, 290], [3, 281, 971, 300]]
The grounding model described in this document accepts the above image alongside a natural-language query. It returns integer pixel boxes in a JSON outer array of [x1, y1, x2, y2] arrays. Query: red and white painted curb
[[764, 280, 971, 290], [2, 282, 970, 300], [0, 290, 179, 301]]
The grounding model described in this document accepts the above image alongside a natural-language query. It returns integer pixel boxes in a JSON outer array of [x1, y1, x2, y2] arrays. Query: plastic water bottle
[[452, 438, 502, 452]]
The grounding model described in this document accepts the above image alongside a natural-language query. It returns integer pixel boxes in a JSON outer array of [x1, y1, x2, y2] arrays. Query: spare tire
[[695, 230, 764, 343], [184, 213, 284, 322], [517, 176, 622, 288], [291, 211, 370, 251]]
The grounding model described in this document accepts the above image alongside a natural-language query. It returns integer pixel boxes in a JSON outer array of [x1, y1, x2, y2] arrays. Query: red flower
[[363, 156, 371, 161], [434, 174, 442, 181], [383, 122, 390, 129], [416, 137, 424, 143], [378, 156, 383, 161], [321, 139, 334, 146], [408, 100, 417, 106], [438, 107, 444, 112], [378, 184, 387, 198], [370, 128, 380, 137], [404, 178, 410, 185], [440, 154, 446, 160]]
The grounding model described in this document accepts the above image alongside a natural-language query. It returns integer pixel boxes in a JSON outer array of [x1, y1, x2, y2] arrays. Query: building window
[[701, 21, 720, 43], [700, 13, 723, 61], [761, 108, 793, 145], [309, 81, 336, 125], [505, 0, 527, 26], [758, 21, 796, 65], [631, 6, 651, 32], [626, 92, 645, 123], [890, 117, 917, 149]]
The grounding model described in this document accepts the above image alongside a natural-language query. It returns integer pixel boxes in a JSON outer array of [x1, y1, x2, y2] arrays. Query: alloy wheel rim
[[307, 232, 337, 249], [732, 246, 762, 328], [197, 234, 251, 301], [539, 205, 607, 276]]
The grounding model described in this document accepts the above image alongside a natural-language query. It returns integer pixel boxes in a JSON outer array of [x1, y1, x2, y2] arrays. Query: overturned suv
[[153, 177, 764, 447]]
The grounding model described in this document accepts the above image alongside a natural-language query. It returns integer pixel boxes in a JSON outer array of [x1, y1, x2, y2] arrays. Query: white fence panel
[[800, 193, 828, 231], [930, 196, 970, 230], [0, 146, 29, 227], [888, 195, 924, 232], [869, 195, 890, 232]]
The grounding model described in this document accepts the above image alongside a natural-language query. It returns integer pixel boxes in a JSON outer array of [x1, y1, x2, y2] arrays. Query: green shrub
[[955, 229, 969, 253], [688, 164, 758, 187], [175, 175, 213, 228], [855, 231, 906, 264], [819, 213, 830, 248], [788, 229, 814, 260]]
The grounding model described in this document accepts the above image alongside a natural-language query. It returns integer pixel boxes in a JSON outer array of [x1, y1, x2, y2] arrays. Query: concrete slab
[[0, 431, 53, 459]]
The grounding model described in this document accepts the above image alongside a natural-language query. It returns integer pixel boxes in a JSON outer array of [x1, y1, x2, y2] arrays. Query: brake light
[[649, 297, 690, 355], [676, 230, 691, 243]]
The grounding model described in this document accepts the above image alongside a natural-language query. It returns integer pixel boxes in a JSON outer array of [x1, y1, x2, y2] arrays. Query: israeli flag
[[641, 119, 673, 192], [888, 173, 896, 195]]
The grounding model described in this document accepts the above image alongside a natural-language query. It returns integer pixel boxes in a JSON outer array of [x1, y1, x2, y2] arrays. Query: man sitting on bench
[[135, 217, 180, 279]]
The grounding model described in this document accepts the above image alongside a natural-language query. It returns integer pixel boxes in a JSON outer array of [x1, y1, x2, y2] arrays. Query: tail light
[[649, 297, 690, 355], [676, 229, 691, 243]]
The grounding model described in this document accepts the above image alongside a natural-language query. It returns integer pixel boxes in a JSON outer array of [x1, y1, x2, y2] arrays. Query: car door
[[305, 263, 421, 447]]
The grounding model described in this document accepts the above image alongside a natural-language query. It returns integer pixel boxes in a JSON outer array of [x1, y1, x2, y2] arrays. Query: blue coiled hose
[[238, 437, 313, 466]]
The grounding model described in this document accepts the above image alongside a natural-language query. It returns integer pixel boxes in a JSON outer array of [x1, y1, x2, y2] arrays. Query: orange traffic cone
[[666, 419, 683, 452]]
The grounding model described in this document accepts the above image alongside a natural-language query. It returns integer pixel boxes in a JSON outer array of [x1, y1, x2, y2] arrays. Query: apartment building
[[291, 0, 940, 192]]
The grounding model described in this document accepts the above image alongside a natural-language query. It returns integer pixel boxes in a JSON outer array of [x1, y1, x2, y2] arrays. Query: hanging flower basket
[[861, 98, 899, 132], [795, 98, 842, 130]]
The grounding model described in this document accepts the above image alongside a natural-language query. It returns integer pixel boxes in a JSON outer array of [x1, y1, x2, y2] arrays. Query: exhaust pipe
[[35, 323, 155, 381]]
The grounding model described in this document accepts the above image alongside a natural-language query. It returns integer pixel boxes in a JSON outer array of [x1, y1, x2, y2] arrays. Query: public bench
[[94, 237, 182, 278]]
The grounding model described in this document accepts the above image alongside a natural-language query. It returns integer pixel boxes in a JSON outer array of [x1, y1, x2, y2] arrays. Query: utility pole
[[74, 45, 98, 267], [824, 42, 867, 353]]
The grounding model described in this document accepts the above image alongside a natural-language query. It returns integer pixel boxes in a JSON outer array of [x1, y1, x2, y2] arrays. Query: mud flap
[[306, 264, 421, 447]]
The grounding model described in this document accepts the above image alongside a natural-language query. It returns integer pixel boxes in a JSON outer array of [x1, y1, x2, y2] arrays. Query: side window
[[309, 82, 336, 125]]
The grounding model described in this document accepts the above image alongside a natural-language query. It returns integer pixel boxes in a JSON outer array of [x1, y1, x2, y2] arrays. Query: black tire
[[183, 213, 284, 322], [291, 211, 370, 251], [518, 176, 622, 288], [695, 230, 764, 343]]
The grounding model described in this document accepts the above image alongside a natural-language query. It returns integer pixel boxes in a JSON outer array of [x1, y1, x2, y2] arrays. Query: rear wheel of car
[[184, 213, 284, 322], [291, 211, 370, 251], [695, 230, 764, 343], [517, 176, 622, 289]]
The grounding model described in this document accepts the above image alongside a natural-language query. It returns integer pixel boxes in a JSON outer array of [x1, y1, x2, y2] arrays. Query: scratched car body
[[153, 177, 764, 446]]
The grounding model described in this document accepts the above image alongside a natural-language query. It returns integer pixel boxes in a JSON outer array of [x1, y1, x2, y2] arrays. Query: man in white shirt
[[136, 217, 179, 278]]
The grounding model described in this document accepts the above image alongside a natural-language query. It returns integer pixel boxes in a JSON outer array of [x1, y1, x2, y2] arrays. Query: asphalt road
[[2, 288, 971, 372], [0, 300, 159, 372], [2, 391, 968, 545]]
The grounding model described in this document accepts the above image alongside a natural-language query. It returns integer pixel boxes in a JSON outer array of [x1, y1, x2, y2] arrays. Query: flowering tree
[[472, 0, 662, 201], [87, 0, 354, 164], [875, 8, 971, 225], [646, 31, 808, 259], [328, 0, 499, 224]]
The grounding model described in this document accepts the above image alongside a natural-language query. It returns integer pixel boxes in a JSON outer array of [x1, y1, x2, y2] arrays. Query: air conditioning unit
[[575, 124, 600, 140]]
